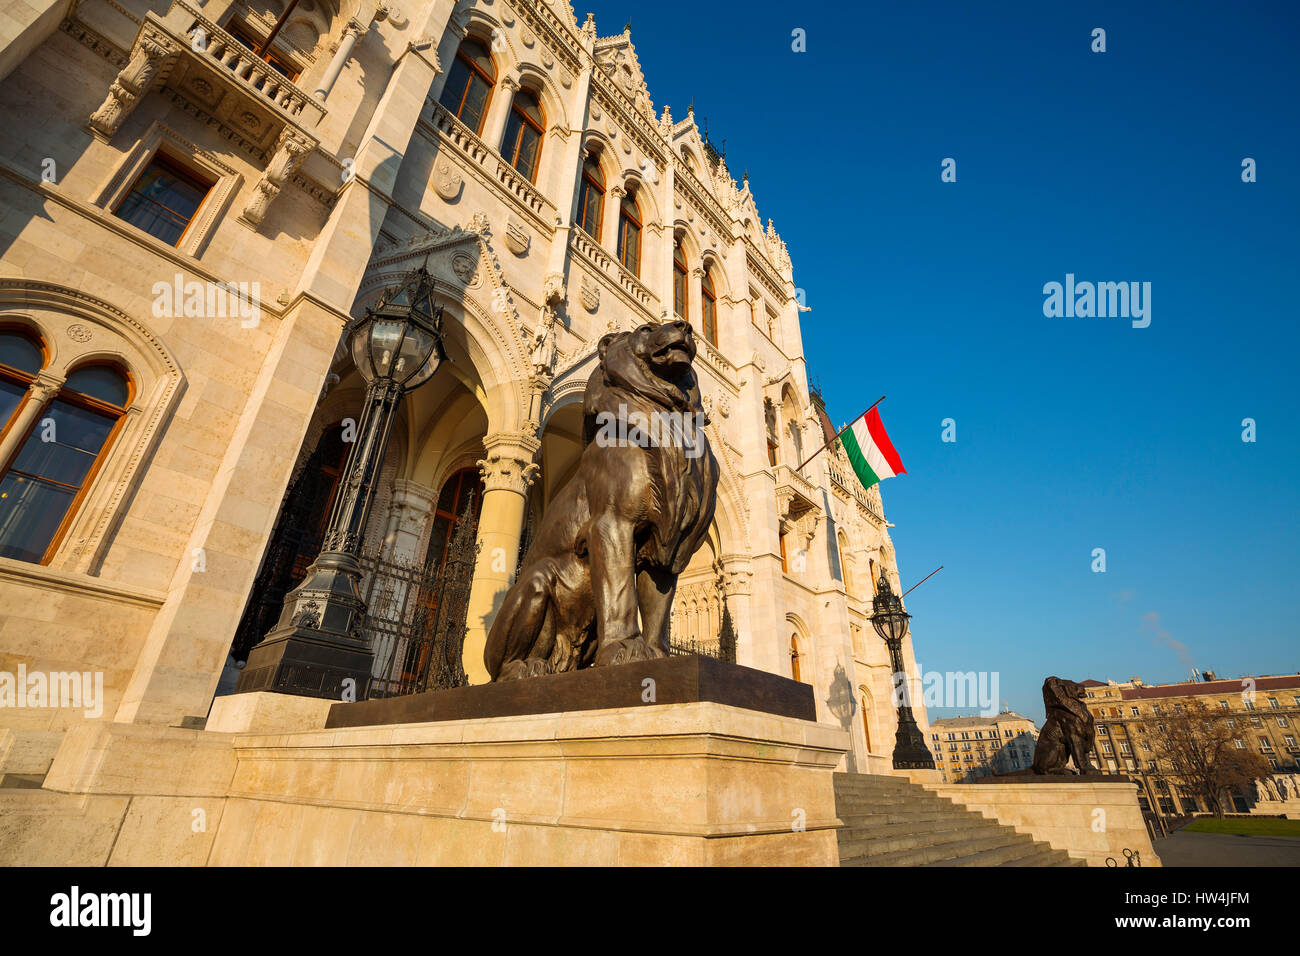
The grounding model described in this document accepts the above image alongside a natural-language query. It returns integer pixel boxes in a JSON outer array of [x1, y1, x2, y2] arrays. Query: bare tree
[[1146, 699, 1272, 817]]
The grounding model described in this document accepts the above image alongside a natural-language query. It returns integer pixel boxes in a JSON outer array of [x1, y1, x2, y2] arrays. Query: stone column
[[383, 478, 436, 564], [314, 18, 366, 100], [483, 76, 518, 154], [461, 430, 540, 684], [0, 371, 60, 472]]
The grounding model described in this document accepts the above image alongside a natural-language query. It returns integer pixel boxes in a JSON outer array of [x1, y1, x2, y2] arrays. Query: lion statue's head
[[1042, 676, 1092, 725], [583, 320, 705, 441]]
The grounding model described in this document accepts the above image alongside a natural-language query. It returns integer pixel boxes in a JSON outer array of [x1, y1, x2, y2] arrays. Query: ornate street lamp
[[237, 267, 447, 700], [871, 568, 936, 770]]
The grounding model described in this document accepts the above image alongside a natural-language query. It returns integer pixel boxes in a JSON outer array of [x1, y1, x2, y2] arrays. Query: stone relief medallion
[[450, 251, 478, 286], [505, 219, 530, 256], [580, 276, 600, 312], [521, 28, 535, 47], [559, 69, 572, 88], [66, 324, 93, 343], [434, 158, 463, 200]]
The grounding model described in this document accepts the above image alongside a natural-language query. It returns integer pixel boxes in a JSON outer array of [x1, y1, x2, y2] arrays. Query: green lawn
[[1183, 817, 1300, 838]]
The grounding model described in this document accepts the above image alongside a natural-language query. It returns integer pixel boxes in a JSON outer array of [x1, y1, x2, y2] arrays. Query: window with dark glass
[[437, 39, 496, 134], [576, 157, 604, 241], [423, 468, 485, 575], [501, 91, 544, 182], [114, 154, 213, 247], [0, 329, 45, 444], [617, 191, 641, 276], [224, 19, 300, 80], [0, 363, 131, 564], [672, 237, 688, 320], [701, 267, 718, 346]]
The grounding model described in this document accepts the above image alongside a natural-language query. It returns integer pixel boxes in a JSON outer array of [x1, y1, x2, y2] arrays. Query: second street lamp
[[237, 267, 447, 700], [871, 568, 936, 770]]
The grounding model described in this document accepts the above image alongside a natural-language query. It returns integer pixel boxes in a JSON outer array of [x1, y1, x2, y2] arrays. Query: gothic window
[[114, 153, 214, 247], [502, 90, 545, 183], [672, 236, 688, 320], [701, 266, 718, 347], [0, 362, 132, 564], [576, 156, 605, 241], [861, 695, 872, 749], [424, 468, 484, 574], [617, 190, 642, 276], [838, 530, 854, 596], [789, 634, 802, 683], [438, 38, 496, 134]]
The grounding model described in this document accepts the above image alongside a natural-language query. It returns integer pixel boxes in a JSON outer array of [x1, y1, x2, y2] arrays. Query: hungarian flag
[[840, 407, 906, 490]]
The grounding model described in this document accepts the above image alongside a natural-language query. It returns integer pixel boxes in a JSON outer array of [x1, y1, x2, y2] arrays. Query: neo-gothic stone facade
[[0, 0, 929, 775]]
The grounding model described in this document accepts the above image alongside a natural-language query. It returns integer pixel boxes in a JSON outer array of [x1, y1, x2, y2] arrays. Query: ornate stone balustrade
[[177, 2, 325, 126], [427, 102, 555, 226]]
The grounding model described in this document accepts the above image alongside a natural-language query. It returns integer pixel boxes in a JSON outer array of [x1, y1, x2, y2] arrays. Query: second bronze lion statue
[[1031, 676, 1097, 774], [485, 320, 719, 681]]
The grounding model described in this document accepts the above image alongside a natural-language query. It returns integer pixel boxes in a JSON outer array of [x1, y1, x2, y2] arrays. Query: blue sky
[[583, 0, 1300, 722]]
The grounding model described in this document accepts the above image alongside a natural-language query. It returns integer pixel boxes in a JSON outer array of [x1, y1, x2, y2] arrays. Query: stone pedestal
[[5, 700, 849, 866]]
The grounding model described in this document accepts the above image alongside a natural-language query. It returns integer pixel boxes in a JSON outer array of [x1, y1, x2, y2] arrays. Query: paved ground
[[1155, 830, 1300, 866]]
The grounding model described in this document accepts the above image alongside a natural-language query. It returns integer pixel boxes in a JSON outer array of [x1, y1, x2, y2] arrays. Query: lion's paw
[[497, 658, 554, 681], [595, 637, 667, 667]]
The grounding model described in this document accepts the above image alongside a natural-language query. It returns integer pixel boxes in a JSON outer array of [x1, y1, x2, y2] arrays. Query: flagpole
[[795, 394, 885, 473], [901, 566, 943, 598]]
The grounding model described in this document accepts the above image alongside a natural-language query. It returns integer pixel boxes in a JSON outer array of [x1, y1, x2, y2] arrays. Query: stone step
[[832, 772, 1079, 867], [841, 829, 1034, 866], [835, 816, 1004, 841]]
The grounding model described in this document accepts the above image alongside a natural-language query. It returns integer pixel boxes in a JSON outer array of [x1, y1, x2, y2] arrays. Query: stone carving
[[1032, 677, 1098, 774], [434, 158, 463, 200], [530, 312, 557, 375], [485, 320, 719, 680], [242, 128, 314, 228], [66, 324, 93, 342], [88, 25, 180, 139], [450, 251, 476, 285], [505, 218, 530, 255], [542, 270, 565, 305], [579, 275, 599, 312]]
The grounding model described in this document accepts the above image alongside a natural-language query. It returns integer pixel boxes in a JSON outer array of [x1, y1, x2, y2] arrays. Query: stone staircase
[[834, 773, 1085, 866]]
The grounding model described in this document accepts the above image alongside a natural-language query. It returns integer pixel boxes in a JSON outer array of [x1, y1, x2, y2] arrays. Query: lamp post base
[[234, 551, 375, 700], [891, 705, 936, 770]]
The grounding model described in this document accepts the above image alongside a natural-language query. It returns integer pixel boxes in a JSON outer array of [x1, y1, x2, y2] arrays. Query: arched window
[[424, 467, 484, 574], [790, 634, 803, 683], [502, 90, 545, 183], [617, 190, 642, 276], [0, 362, 132, 564], [861, 695, 872, 750], [437, 38, 496, 134], [576, 156, 604, 241], [700, 266, 718, 347], [838, 531, 853, 596], [672, 236, 688, 320], [0, 328, 46, 443]]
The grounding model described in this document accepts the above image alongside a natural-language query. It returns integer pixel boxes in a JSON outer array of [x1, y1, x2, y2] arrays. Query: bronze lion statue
[[485, 320, 719, 680], [1032, 676, 1097, 774]]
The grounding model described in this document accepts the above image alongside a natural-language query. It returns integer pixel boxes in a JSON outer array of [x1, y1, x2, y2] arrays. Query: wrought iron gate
[[363, 493, 480, 698]]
